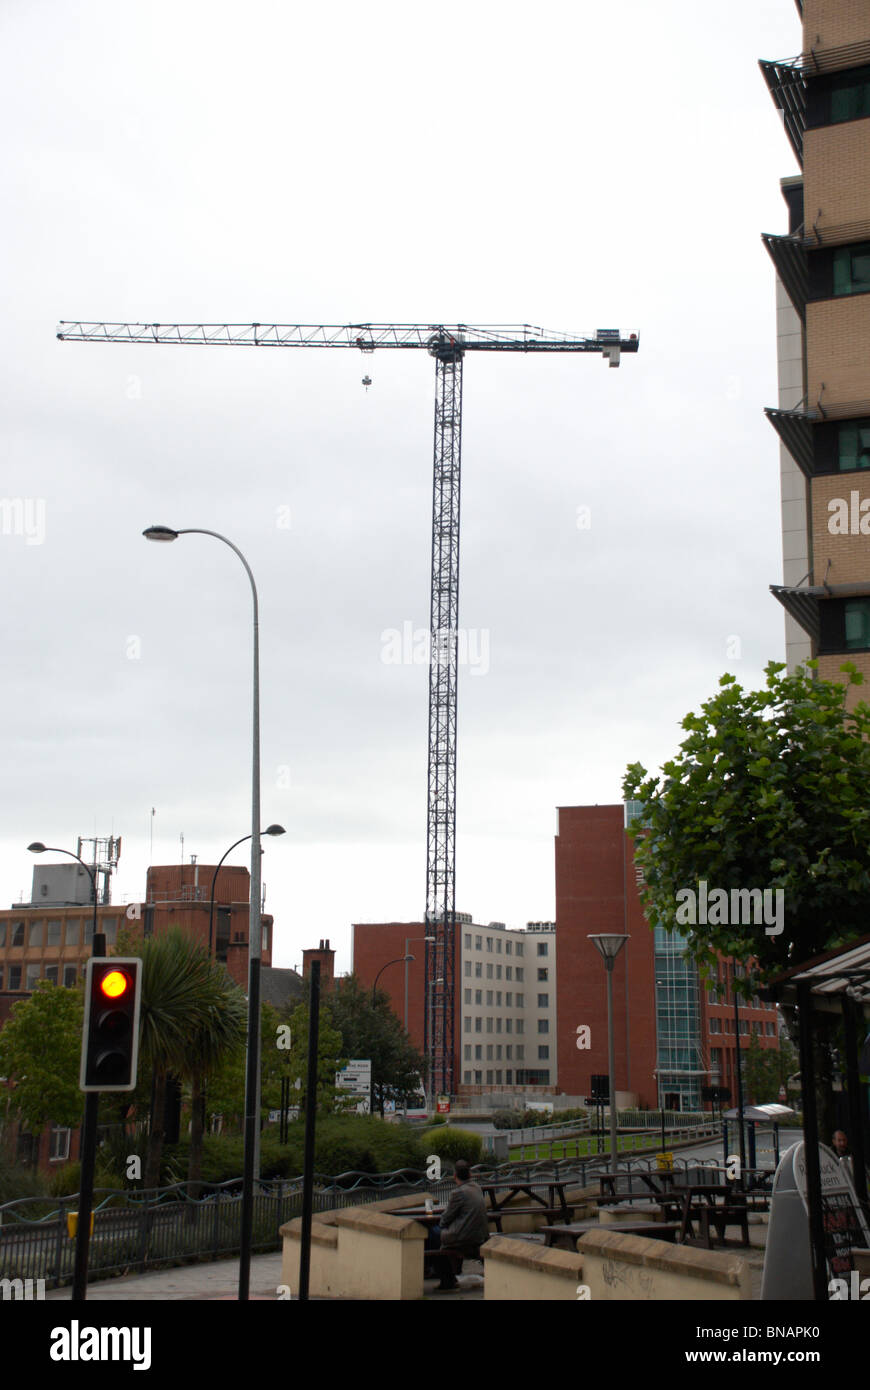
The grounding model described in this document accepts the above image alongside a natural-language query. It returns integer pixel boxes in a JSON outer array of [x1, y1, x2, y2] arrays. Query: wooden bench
[[539, 1220, 681, 1251], [486, 1205, 575, 1233], [424, 1242, 482, 1283]]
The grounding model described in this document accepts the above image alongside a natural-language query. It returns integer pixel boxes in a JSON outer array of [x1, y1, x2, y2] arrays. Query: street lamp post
[[208, 825, 285, 958], [588, 934, 629, 1176], [144, 524, 262, 1301], [370, 955, 414, 1114], [28, 842, 103, 1301]]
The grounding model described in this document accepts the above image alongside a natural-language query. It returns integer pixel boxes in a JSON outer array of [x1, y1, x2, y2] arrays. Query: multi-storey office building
[[763, 2, 870, 687], [352, 917, 558, 1096]]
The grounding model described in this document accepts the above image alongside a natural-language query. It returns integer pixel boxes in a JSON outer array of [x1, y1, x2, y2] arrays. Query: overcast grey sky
[[1, 1, 801, 972]]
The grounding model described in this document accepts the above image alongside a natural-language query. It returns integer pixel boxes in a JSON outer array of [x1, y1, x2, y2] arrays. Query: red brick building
[[353, 804, 782, 1109]]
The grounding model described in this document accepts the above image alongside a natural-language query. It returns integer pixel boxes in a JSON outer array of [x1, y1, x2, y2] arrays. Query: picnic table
[[479, 1179, 575, 1232], [677, 1184, 751, 1248]]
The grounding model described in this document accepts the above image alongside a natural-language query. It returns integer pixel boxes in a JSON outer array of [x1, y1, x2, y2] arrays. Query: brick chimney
[[302, 938, 335, 992]]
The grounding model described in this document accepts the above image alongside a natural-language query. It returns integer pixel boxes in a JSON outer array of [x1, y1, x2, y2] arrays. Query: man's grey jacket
[[440, 1181, 490, 1247]]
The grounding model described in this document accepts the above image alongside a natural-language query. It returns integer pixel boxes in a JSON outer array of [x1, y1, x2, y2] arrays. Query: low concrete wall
[[482, 1236, 584, 1301], [281, 1205, 426, 1301], [579, 1228, 751, 1301]]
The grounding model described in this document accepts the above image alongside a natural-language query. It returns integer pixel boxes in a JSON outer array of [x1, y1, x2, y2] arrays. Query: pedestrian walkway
[[44, 1252, 285, 1301]]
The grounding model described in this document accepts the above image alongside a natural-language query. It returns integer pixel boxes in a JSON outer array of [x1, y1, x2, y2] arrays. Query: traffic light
[[80, 958, 142, 1091]]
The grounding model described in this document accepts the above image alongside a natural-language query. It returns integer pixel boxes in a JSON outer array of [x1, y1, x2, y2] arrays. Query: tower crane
[[57, 319, 639, 1097]]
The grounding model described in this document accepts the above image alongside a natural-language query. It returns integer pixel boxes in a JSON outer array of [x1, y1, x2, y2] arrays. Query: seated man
[[426, 1159, 490, 1290]]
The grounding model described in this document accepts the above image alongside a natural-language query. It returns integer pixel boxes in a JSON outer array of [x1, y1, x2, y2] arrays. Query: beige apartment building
[[763, 0, 870, 697]]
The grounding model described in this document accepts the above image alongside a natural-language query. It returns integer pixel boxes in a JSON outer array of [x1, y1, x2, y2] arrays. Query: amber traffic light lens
[[100, 969, 129, 999]]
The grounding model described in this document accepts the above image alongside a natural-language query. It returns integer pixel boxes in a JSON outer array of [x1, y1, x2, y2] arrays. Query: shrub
[[491, 1109, 524, 1130], [422, 1126, 483, 1165]]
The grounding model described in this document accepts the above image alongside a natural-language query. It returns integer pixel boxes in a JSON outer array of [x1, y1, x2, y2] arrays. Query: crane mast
[[57, 319, 638, 1099]]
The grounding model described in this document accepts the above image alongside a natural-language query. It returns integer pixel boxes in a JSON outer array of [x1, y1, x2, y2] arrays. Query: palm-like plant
[[138, 927, 245, 1188], [186, 977, 247, 1195]]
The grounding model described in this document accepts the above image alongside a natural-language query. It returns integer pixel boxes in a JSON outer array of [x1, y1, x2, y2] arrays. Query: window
[[44, 964, 59, 985], [8, 965, 22, 990], [12, 922, 25, 947], [766, 1022, 776, 1037], [845, 600, 870, 650], [538, 1019, 549, 1034], [464, 933, 471, 949], [464, 961, 472, 977], [711, 1048, 721, 1066], [505, 966, 513, 981], [486, 937, 492, 952], [49, 1126, 71, 1162], [738, 1020, 749, 1035], [495, 964, 502, 980], [475, 935, 482, 950], [709, 1017, 722, 1034], [486, 1017, 493, 1033], [833, 243, 870, 296], [262, 923, 269, 952], [495, 1070, 502, 1084], [505, 992, 512, 1006], [506, 1045, 512, 1059], [516, 942, 523, 956], [505, 940, 512, 955], [505, 1017, 512, 1033], [537, 967, 548, 981], [47, 920, 62, 946], [537, 993, 548, 1008], [516, 1020, 524, 1035], [830, 66, 870, 123], [475, 989, 482, 1005], [0, 966, 3, 989], [496, 991, 502, 1007], [537, 941, 548, 956], [515, 967, 524, 982], [496, 938, 502, 953], [486, 990, 493, 1005], [838, 421, 870, 471], [475, 1017, 482, 1033], [474, 1070, 482, 1084], [475, 962, 482, 978], [506, 1070, 513, 1084], [63, 964, 78, 987], [486, 964, 493, 979], [464, 988, 472, 1004], [486, 1045, 493, 1060], [464, 1070, 471, 1083], [26, 964, 40, 989], [496, 1018, 502, 1033], [465, 1017, 471, 1032], [475, 1045, 482, 1059], [0, 923, 5, 947], [515, 993, 524, 1008], [538, 1046, 549, 1060], [486, 1070, 493, 1084], [464, 1044, 472, 1060], [495, 1045, 502, 1060], [66, 921, 80, 947]]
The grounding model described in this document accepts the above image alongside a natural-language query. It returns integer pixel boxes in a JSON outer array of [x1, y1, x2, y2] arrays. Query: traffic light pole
[[73, 920, 105, 1300]]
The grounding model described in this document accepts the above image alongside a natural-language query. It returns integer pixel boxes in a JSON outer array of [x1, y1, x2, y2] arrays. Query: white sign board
[[335, 1059, 371, 1114], [761, 1141, 870, 1300]]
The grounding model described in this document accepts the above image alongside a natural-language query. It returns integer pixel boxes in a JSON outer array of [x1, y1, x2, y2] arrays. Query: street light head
[[27, 841, 46, 854], [588, 933, 630, 964], [424, 935, 436, 942], [404, 954, 415, 962], [263, 824, 286, 837], [143, 525, 179, 542]]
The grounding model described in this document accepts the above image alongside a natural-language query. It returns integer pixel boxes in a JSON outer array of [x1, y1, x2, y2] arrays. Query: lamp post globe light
[[588, 934, 629, 1176], [28, 841, 103, 1301], [144, 523, 263, 1302]]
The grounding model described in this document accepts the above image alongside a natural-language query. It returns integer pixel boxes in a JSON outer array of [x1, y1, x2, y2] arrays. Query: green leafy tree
[[283, 999, 348, 1116], [623, 659, 870, 1134], [328, 974, 427, 1115], [623, 661, 870, 978], [0, 981, 83, 1133]]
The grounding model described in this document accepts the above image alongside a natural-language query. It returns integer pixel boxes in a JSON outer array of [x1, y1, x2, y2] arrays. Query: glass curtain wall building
[[654, 925, 705, 1112]]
